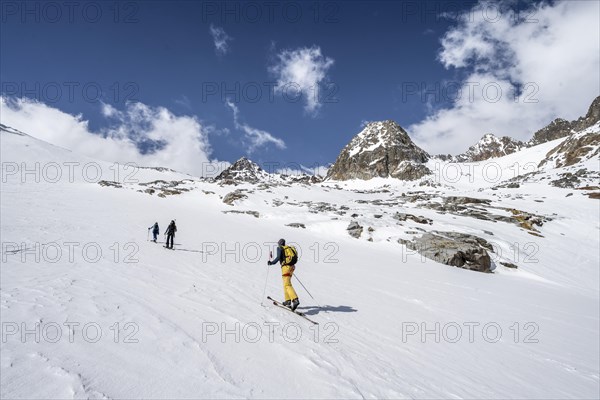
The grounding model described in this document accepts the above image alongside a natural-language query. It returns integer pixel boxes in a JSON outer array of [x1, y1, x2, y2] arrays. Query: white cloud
[[269, 46, 335, 115], [174, 95, 192, 110], [100, 102, 120, 117], [209, 24, 232, 55], [225, 100, 286, 153], [409, 0, 600, 155], [0, 97, 225, 177]]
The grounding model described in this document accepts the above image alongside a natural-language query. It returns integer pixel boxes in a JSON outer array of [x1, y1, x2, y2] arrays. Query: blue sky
[[1, 1, 599, 175]]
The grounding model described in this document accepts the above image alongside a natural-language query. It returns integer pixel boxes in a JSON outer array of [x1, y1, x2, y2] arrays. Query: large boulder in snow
[[222, 189, 248, 205], [400, 231, 495, 273], [326, 120, 430, 181], [347, 221, 363, 239]]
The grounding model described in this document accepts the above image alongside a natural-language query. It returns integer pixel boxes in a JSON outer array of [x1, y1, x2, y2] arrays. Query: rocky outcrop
[[529, 95, 600, 146], [98, 180, 122, 188], [347, 221, 363, 238], [216, 157, 270, 184], [390, 161, 432, 180], [222, 189, 248, 205], [456, 134, 525, 162], [222, 210, 259, 218], [286, 223, 306, 229], [550, 168, 599, 189], [572, 96, 600, 132], [529, 118, 574, 146], [539, 123, 600, 168], [285, 174, 324, 184], [400, 231, 495, 273], [393, 212, 432, 225], [326, 120, 430, 181], [138, 179, 192, 197]]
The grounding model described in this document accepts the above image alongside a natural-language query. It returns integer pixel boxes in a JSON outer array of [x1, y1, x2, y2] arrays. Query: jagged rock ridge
[[455, 134, 525, 162], [529, 95, 600, 146]]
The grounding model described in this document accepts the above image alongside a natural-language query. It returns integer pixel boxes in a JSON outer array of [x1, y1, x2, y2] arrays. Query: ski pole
[[261, 251, 272, 306], [293, 273, 315, 300]]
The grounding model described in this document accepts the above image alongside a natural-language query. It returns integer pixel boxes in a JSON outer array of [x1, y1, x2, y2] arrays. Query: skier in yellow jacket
[[267, 238, 300, 311]]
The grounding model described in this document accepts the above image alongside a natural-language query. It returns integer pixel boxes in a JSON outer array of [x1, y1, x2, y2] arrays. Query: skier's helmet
[[278, 238, 286, 246]]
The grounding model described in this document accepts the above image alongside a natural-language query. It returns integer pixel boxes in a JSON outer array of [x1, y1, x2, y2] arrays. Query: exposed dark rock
[[550, 170, 587, 188], [529, 95, 600, 146], [456, 134, 525, 162], [287, 174, 324, 184], [216, 157, 270, 184], [539, 125, 600, 168], [222, 210, 260, 218], [138, 179, 192, 197], [98, 180, 122, 188], [390, 161, 432, 180], [286, 223, 306, 229], [393, 212, 432, 225], [401, 231, 495, 273], [347, 221, 363, 239], [223, 189, 248, 205], [529, 118, 575, 146], [326, 120, 430, 181]]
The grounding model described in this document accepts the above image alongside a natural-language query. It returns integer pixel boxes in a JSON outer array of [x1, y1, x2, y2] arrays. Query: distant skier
[[165, 220, 177, 249], [268, 238, 299, 311], [148, 222, 159, 242]]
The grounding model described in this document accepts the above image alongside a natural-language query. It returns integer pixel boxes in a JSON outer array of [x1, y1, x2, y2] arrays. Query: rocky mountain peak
[[346, 120, 418, 155], [326, 120, 430, 181], [456, 133, 525, 162], [215, 157, 269, 183]]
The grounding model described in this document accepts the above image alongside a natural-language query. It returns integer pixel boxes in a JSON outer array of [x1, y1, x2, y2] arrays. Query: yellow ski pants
[[281, 265, 298, 301]]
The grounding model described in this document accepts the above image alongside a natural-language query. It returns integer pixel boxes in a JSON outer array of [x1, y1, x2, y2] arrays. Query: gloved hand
[[267, 260, 273, 266]]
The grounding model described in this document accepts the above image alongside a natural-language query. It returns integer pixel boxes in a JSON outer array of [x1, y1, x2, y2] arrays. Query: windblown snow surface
[[1, 128, 599, 399]]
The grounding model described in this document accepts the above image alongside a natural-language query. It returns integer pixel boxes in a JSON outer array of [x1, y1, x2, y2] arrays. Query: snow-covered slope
[[1, 127, 599, 399]]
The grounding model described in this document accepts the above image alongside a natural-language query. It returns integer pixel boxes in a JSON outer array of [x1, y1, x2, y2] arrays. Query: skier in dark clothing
[[148, 222, 159, 242], [165, 220, 177, 249]]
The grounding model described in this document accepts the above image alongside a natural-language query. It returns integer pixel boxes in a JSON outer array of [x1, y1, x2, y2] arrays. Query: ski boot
[[282, 300, 291, 308], [291, 298, 300, 311]]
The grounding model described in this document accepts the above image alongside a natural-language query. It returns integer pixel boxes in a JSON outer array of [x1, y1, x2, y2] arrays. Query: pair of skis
[[267, 296, 318, 325]]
